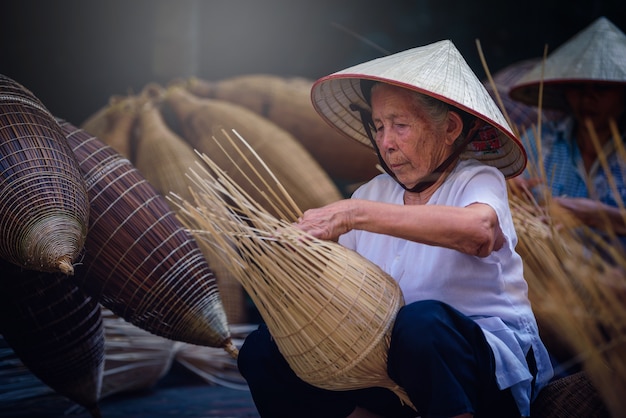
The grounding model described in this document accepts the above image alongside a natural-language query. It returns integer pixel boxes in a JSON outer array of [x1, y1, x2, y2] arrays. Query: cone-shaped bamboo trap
[[56, 119, 236, 358], [186, 74, 380, 183], [0, 261, 105, 418], [171, 129, 413, 409], [0, 74, 89, 275], [133, 85, 247, 324], [80, 94, 139, 161], [163, 86, 343, 218]]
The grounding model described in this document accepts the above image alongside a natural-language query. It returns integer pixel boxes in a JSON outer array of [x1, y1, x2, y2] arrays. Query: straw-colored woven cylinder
[[163, 86, 343, 217], [133, 94, 247, 324], [58, 119, 236, 358], [80, 95, 138, 160], [0, 74, 89, 275], [187, 74, 380, 183], [173, 130, 413, 409], [0, 260, 105, 418]]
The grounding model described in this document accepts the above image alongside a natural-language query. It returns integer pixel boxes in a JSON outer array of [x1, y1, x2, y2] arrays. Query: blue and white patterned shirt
[[520, 116, 626, 207]]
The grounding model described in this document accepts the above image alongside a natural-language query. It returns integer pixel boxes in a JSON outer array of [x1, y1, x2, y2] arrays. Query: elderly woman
[[237, 40, 553, 418]]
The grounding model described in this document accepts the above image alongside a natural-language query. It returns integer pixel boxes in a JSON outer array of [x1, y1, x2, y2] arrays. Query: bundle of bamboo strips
[[511, 195, 626, 417], [80, 94, 138, 160], [478, 42, 624, 415], [171, 129, 413, 409]]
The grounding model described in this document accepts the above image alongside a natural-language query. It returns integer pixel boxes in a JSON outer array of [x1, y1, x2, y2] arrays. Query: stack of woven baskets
[[0, 74, 236, 416]]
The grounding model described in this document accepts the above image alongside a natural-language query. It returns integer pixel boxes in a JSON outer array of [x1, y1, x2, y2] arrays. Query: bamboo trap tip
[[224, 339, 239, 360], [58, 256, 74, 275]]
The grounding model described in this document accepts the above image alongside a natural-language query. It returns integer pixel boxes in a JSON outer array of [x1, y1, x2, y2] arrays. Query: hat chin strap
[[350, 103, 482, 193]]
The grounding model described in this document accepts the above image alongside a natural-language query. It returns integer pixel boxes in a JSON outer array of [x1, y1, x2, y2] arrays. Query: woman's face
[[370, 83, 458, 189], [564, 84, 626, 129]]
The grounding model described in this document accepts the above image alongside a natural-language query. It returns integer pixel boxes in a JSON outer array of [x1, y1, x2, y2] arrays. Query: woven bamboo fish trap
[[163, 86, 343, 218], [511, 195, 625, 417], [133, 89, 247, 324], [57, 119, 236, 357], [186, 74, 380, 184], [171, 129, 413, 409], [0, 74, 89, 275], [80, 94, 138, 161], [0, 260, 105, 418]]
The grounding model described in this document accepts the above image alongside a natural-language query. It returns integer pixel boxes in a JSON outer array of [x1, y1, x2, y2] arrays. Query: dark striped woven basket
[[531, 371, 610, 418], [0, 74, 89, 275], [0, 260, 105, 417], [58, 119, 236, 357]]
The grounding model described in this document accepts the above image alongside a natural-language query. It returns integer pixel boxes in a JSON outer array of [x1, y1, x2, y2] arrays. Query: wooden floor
[[1, 363, 260, 418]]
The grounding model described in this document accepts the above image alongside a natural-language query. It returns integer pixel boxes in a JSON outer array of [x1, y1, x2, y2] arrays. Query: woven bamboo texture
[[58, 119, 235, 357], [531, 371, 610, 418], [163, 86, 343, 217], [80, 80, 350, 324], [186, 74, 380, 183], [0, 74, 89, 275], [80, 95, 138, 160], [0, 260, 104, 417], [171, 129, 413, 409], [512, 196, 625, 417], [132, 96, 247, 324]]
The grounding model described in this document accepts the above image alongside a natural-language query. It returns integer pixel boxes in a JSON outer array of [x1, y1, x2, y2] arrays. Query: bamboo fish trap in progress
[[57, 119, 236, 358], [511, 196, 626, 417], [171, 129, 413, 409], [0, 74, 89, 275]]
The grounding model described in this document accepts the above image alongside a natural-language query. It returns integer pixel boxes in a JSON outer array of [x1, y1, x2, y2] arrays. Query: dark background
[[1, 0, 625, 126]]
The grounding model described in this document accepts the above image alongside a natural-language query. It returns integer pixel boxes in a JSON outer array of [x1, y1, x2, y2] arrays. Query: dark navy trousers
[[238, 300, 520, 418]]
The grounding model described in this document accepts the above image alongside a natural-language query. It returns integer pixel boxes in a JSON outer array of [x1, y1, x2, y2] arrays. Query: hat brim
[[312, 74, 527, 179], [509, 17, 626, 110]]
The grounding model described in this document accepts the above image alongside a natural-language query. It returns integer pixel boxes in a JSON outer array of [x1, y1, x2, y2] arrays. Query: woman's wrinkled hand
[[294, 199, 355, 241]]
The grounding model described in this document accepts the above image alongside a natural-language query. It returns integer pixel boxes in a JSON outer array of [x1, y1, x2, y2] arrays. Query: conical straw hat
[[311, 39, 526, 179], [509, 17, 626, 110]]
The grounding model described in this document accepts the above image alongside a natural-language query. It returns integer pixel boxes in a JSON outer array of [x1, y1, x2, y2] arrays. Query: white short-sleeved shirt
[[339, 159, 553, 416]]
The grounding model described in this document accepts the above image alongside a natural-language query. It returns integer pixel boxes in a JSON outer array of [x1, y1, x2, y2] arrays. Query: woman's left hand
[[553, 196, 626, 235]]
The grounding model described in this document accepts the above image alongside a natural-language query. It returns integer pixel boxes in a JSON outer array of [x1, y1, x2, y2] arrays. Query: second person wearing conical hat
[[509, 16, 626, 251], [238, 39, 553, 418]]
